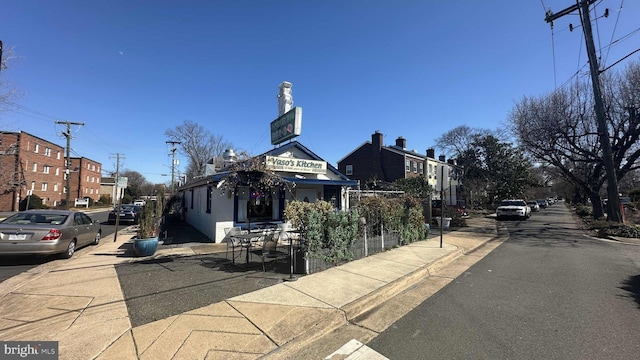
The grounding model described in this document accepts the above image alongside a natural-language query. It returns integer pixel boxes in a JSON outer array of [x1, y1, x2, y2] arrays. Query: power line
[[603, 0, 625, 66]]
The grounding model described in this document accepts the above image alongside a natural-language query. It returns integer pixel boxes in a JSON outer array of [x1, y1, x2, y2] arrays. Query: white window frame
[[43, 165, 50, 174], [34, 144, 39, 153], [345, 165, 353, 176], [45, 147, 51, 156], [41, 182, 48, 191], [33, 163, 38, 172]]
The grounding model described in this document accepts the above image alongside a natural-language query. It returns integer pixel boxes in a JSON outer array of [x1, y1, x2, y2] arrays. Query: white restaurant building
[[178, 140, 357, 243]]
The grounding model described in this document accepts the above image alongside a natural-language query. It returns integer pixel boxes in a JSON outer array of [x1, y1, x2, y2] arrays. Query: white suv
[[496, 199, 531, 220]]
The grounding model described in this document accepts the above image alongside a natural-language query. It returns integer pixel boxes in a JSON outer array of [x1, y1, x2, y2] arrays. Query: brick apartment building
[[0, 131, 102, 211], [69, 157, 102, 204], [337, 130, 465, 206]]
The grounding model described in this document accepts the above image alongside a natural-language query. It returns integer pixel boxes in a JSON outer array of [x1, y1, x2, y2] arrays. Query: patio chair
[[224, 227, 248, 263], [253, 231, 288, 272]]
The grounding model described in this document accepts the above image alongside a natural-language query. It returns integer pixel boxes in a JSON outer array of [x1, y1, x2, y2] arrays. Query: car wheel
[[61, 240, 76, 259], [92, 232, 101, 245]]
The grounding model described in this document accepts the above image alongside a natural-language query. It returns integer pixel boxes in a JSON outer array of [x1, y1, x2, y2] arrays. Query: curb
[[268, 233, 499, 359]]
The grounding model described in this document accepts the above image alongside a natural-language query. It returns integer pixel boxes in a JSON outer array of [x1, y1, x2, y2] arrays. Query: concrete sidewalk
[[0, 216, 501, 360]]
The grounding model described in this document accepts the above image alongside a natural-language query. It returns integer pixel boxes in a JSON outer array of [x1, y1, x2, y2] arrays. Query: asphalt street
[[367, 204, 640, 359]]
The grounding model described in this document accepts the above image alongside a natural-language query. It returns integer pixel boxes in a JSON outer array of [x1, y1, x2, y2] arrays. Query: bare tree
[[0, 45, 20, 116], [165, 120, 233, 182], [509, 61, 640, 219], [434, 125, 494, 159]]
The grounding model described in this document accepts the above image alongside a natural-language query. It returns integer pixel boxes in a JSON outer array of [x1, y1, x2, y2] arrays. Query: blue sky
[[2, 0, 639, 185]]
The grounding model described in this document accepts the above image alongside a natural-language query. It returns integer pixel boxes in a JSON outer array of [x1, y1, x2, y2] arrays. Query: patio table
[[230, 231, 268, 267]]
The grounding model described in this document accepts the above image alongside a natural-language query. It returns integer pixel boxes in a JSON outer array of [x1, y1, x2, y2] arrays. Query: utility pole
[[111, 153, 124, 242], [545, 0, 622, 223], [166, 141, 181, 194], [56, 120, 85, 209]]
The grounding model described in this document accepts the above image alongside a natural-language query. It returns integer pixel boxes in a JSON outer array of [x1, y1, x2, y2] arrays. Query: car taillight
[[42, 229, 62, 240]]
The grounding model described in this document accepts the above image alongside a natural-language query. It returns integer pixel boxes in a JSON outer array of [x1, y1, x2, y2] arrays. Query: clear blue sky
[[2, 0, 639, 185]]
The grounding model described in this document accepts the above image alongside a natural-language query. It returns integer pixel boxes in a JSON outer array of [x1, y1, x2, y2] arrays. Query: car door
[[73, 213, 93, 246]]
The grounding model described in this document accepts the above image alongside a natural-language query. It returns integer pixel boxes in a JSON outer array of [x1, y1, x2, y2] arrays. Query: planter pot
[[133, 237, 159, 257], [435, 217, 452, 230]]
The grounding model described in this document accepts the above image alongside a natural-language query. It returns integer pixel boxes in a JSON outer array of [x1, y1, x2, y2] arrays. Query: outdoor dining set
[[224, 224, 300, 277]]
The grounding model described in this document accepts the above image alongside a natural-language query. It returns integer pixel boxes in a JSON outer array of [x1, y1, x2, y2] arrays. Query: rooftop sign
[[266, 155, 326, 174], [270, 107, 302, 145]]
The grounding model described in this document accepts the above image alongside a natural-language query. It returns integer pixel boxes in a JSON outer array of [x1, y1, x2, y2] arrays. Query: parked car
[[108, 204, 142, 225], [0, 209, 101, 259], [527, 200, 540, 212], [432, 200, 468, 217], [496, 199, 531, 220], [536, 199, 549, 209], [133, 199, 146, 206]]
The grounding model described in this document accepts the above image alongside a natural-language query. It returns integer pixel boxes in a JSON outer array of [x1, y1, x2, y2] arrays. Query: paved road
[[368, 203, 640, 359], [0, 210, 119, 283]]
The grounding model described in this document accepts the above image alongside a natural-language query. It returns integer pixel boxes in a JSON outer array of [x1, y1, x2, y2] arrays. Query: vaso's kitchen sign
[[270, 107, 302, 145], [266, 156, 326, 174]]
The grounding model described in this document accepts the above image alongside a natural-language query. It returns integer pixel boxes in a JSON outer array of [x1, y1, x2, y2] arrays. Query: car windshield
[[1, 212, 68, 225]]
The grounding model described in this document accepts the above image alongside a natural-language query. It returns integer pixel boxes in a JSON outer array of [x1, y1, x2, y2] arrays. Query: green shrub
[[574, 204, 593, 217], [19, 194, 43, 210]]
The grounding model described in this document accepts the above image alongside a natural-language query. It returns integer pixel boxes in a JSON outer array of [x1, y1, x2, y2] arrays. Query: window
[[92, 164, 96, 171], [57, 151, 61, 160], [56, 168, 60, 176], [54, 183, 59, 191], [345, 165, 353, 176], [418, 163, 423, 173], [41, 182, 48, 191], [45, 147, 51, 156], [43, 165, 50, 174], [406, 160, 410, 171], [34, 144, 39, 153], [411, 161, 417, 173], [91, 176, 95, 183], [33, 163, 38, 172], [31, 181, 35, 190], [206, 186, 212, 213]]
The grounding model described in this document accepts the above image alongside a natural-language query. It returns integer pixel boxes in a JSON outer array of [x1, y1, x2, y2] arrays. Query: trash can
[[435, 216, 452, 230]]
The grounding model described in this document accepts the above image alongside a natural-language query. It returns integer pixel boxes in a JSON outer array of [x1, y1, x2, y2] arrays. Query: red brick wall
[[70, 157, 102, 202]]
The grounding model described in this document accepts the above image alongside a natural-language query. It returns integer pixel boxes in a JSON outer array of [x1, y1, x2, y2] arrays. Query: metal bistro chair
[[224, 227, 249, 264], [253, 230, 288, 272]]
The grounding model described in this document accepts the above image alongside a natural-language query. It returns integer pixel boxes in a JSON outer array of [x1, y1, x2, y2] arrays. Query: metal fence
[[301, 227, 409, 275]]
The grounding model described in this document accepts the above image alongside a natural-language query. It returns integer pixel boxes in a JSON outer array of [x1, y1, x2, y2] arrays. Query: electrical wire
[[604, 0, 625, 66], [4, 100, 59, 122]]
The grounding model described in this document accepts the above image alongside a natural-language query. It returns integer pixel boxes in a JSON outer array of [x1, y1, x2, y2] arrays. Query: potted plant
[[132, 201, 162, 256]]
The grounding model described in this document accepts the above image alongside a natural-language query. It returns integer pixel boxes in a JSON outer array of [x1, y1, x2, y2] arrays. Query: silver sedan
[[0, 210, 101, 259]]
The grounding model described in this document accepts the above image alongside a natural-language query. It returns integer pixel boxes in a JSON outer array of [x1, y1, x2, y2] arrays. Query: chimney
[[395, 136, 406, 149], [426, 148, 435, 158], [372, 131, 383, 152], [439, 155, 446, 162]]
